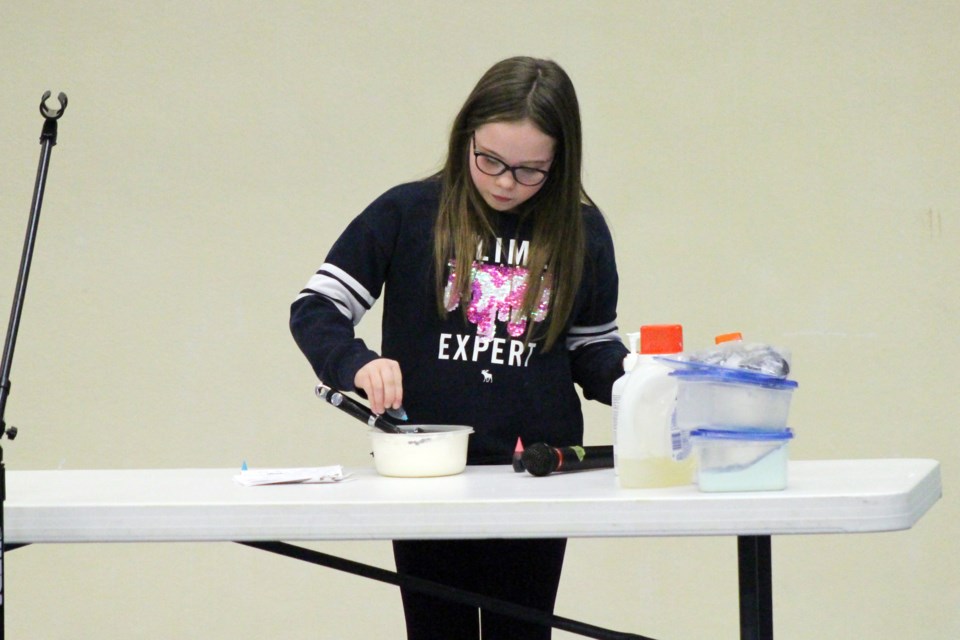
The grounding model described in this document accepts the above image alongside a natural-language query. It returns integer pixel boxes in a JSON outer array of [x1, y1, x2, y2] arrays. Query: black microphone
[[521, 443, 614, 477]]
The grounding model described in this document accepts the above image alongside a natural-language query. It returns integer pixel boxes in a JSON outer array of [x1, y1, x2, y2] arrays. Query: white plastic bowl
[[369, 425, 474, 477]]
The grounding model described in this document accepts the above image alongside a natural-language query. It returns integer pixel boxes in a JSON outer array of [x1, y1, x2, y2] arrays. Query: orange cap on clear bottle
[[640, 324, 683, 354]]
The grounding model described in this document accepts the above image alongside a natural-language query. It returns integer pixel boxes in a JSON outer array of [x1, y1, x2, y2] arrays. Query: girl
[[291, 56, 628, 640]]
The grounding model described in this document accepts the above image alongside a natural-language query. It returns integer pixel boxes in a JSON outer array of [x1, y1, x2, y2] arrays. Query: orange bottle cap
[[640, 324, 683, 354], [715, 332, 743, 345]]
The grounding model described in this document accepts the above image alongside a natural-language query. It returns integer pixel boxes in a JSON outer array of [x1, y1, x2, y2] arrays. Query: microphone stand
[[0, 91, 68, 638]]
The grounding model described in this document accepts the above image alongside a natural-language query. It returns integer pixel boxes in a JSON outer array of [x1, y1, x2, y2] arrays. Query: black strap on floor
[[239, 541, 656, 640]]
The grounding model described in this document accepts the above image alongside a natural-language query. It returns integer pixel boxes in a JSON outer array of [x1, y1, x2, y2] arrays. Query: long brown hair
[[433, 56, 591, 351]]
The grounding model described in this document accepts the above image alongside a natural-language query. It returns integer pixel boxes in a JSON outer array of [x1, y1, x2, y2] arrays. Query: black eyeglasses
[[471, 135, 550, 187]]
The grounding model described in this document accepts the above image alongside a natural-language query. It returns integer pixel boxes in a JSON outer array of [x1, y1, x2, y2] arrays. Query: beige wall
[[1, 1, 956, 638]]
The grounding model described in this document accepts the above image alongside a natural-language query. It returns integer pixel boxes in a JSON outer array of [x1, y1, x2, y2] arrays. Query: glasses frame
[[471, 134, 550, 187]]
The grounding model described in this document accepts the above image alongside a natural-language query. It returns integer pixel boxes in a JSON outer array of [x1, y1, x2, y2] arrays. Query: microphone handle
[[522, 443, 614, 476], [554, 445, 613, 472], [315, 384, 405, 434]]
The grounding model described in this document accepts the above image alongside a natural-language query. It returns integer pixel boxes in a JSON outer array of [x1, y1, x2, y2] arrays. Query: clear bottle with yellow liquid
[[615, 324, 694, 488]]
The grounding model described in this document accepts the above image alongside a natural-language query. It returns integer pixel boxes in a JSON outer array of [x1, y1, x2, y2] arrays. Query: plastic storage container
[[369, 425, 474, 477], [691, 428, 793, 491], [667, 363, 798, 432]]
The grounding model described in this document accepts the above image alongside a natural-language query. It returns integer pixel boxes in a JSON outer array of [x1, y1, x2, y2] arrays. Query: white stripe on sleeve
[[296, 263, 377, 326], [566, 319, 623, 351]]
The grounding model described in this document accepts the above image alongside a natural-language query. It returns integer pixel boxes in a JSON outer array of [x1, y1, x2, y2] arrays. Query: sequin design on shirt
[[443, 260, 552, 339]]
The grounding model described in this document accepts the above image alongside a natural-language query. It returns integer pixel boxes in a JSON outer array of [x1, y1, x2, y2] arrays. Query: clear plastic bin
[[691, 428, 793, 492], [665, 361, 798, 432]]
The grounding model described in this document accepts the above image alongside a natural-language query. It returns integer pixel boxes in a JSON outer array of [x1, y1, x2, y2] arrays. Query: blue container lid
[[690, 427, 794, 441], [656, 357, 799, 389]]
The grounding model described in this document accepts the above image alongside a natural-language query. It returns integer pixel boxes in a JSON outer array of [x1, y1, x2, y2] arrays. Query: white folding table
[[3, 459, 942, 639]]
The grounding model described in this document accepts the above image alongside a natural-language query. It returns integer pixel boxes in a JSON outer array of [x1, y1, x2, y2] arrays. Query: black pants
[[393, 538, 567, 640]]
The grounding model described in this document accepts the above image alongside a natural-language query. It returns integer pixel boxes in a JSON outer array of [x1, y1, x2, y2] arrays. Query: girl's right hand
[[354, 358, 403, 416]]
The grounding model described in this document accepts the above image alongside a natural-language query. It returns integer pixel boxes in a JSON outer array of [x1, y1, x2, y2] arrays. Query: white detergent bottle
[[611, 332, 640, 475], [616, 324, 693, 488]]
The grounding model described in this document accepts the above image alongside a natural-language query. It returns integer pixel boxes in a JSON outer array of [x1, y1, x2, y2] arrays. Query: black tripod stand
[[0, 90, 68, 638]]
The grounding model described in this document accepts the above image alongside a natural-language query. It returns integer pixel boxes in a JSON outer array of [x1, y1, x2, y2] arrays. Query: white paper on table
[[233, 465, 347, 486]]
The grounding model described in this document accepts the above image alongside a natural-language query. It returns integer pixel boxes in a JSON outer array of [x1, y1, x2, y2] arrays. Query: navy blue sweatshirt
[[291, 179, 628, 464]]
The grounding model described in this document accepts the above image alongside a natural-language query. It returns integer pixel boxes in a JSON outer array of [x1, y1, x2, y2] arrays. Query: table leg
[[738, 535, 773, 640]]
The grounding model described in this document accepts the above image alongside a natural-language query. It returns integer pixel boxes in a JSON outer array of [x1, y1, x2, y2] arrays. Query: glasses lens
[[475, 153, 507, 177], [514, 168, 547, 186]]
